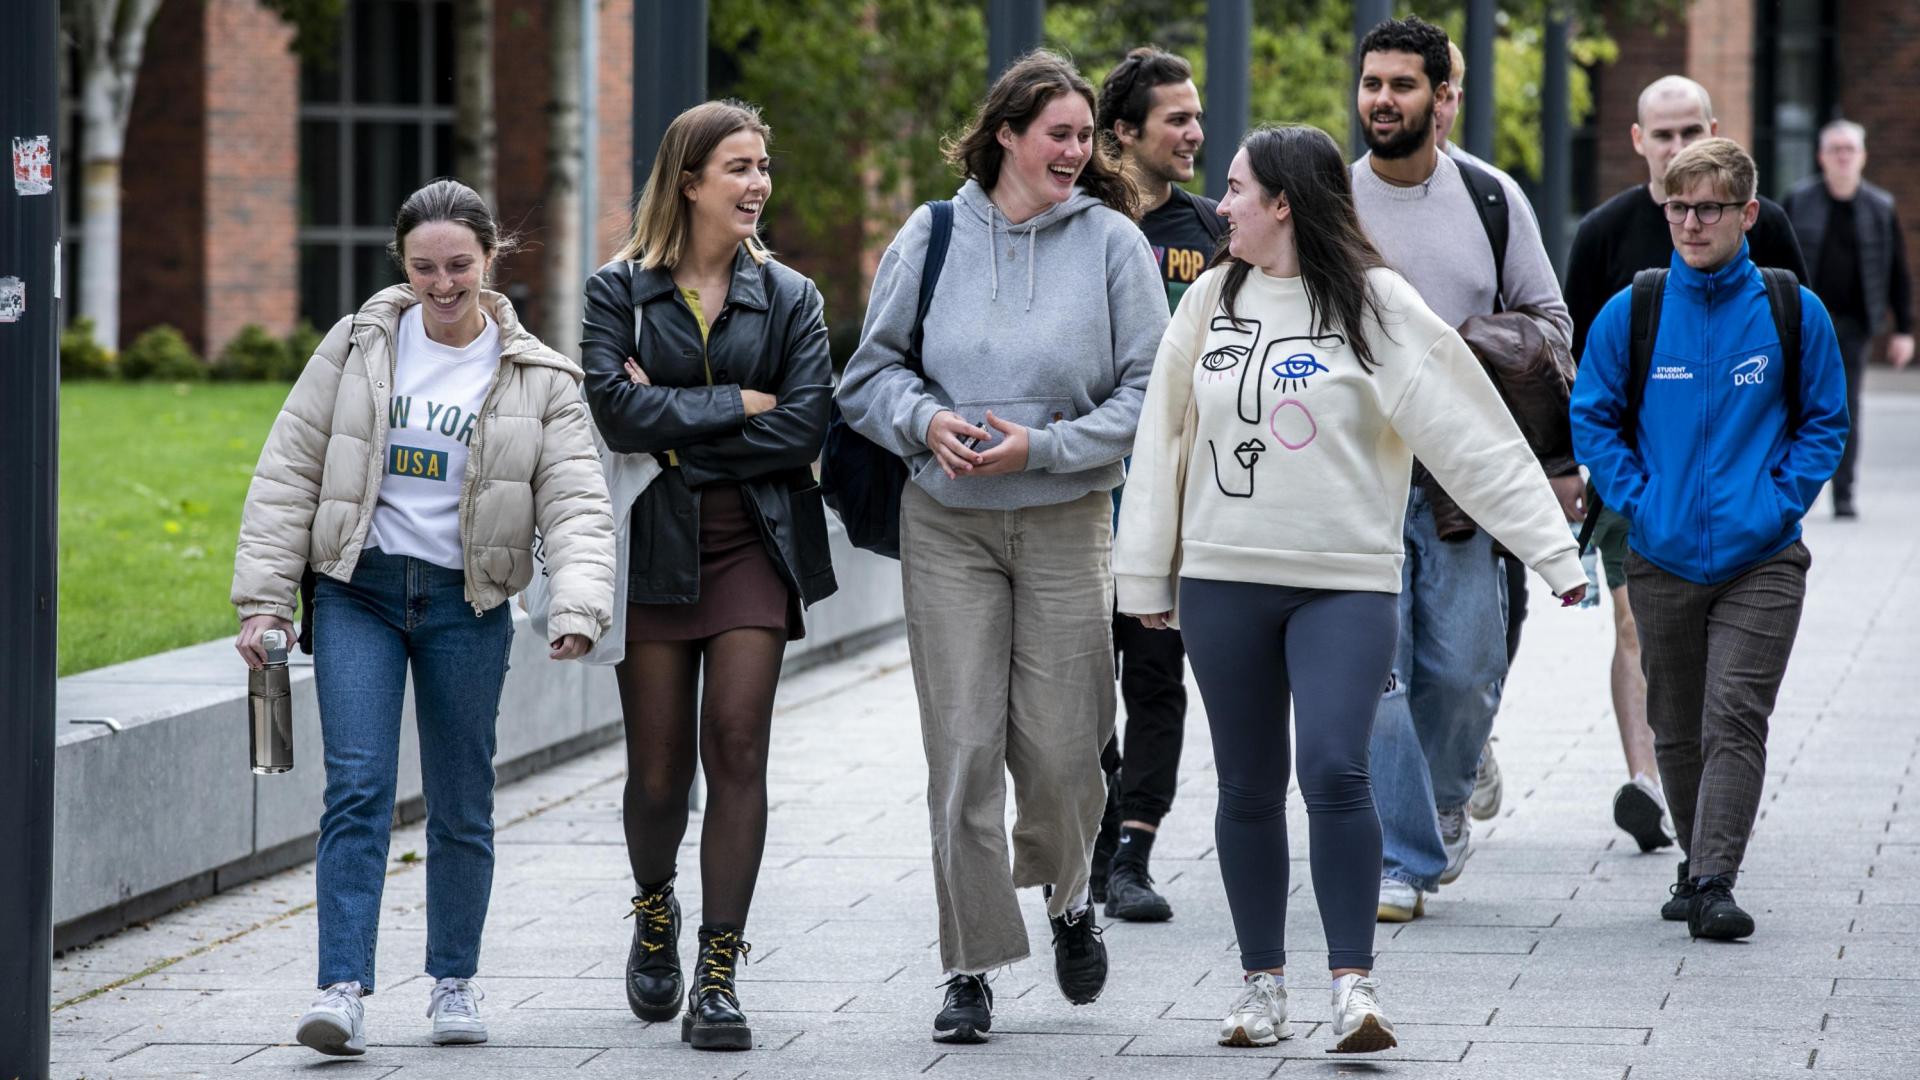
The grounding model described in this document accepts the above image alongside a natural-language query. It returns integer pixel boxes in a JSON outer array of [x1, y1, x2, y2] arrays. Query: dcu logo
[[1732, 355, 1768, 387]]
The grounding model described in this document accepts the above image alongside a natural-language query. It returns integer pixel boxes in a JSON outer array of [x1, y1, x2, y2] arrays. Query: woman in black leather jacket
[[578, 99, 835, 1052]]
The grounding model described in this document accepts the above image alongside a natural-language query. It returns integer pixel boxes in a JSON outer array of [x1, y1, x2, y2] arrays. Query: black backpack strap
[[1453, 157, 1510, 313], [907, 200, 954, 376], [1758, 266, 1803, 435], [1579, 267, 1666, 554], [1192, 191, 1228, 243]]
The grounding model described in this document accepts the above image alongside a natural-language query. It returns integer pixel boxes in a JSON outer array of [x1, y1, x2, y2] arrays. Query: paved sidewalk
[[50, 389, 1920, 1079]]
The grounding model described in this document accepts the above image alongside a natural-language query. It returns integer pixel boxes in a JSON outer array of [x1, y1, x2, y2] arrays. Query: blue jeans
[[1369, 491, 1509, 892], [312, 547, 513, 992]]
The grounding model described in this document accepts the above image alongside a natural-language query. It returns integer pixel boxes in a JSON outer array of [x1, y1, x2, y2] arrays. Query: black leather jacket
[[581, 248, 837, 608]]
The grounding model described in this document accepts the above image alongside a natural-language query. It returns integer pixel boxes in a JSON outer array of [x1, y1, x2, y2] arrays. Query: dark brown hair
[[1096, 46, 1194, 139], [943, 50, 1139, 219], [389, 178, 517, 277], [1214, 126, 1391, 373]]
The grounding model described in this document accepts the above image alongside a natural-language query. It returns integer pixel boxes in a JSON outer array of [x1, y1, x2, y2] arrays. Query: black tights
[[614, 627, 785, 930]]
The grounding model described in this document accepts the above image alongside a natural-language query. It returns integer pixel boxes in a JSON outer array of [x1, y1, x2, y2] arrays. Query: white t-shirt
[[369, 306, 501, 569]]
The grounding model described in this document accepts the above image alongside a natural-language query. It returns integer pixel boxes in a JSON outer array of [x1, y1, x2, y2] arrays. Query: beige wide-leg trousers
[[900, 483, 1116, 974]]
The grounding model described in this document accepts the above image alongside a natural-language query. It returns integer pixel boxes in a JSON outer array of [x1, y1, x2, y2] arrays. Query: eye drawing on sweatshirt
[[1199, 314, 1259, 384], [1242, 333, 1343, 424], [1208, 437, 1266, 498]]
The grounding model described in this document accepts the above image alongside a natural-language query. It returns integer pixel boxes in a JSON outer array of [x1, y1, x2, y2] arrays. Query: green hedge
[[59, 320, 319, 382]]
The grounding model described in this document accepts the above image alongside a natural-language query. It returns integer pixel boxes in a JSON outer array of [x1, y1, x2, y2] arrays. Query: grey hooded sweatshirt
[[837, 179, 1168, 510]]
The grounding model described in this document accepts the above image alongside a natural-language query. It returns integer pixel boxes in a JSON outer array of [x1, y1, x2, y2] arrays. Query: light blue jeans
[[1369, 491, 1509, 893], [312, 547, 513, 992]]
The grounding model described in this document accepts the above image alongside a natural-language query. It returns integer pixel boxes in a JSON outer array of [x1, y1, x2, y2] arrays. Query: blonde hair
[[616, 100, 772, 269], [1664, 137, 1757, 202]]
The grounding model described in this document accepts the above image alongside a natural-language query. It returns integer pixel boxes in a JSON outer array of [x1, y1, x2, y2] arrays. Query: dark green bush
[[213, 324, 297, 381], [60, 317, 117, 380], [119, 324, 206, 382], [284, 320, 324, 378]]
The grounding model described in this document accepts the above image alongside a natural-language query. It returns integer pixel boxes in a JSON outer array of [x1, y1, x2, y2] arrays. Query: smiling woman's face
[[403, 220, 491, 337]]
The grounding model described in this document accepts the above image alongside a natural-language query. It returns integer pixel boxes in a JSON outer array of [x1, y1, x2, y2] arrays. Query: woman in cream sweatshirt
[[1113, 125, 1587, 1054]]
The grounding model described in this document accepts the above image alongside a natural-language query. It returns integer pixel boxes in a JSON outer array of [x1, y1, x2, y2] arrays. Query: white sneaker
[[296, 982, 366, 1056], [1329, 973, 1397, 1054], [1438, 806, 1471, 885], [1469, 741, 1503, 820], [428, 977, 488, 1045], [1376, 877, 1424, 923], [1218, 971, 1292, 1047]]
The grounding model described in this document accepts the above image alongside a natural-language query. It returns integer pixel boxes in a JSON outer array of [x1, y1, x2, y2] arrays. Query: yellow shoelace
[[699, 931, 752, 998], [625, 894, 674, 954]]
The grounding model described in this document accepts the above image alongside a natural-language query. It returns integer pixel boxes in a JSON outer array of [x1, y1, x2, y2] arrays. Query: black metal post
[[1203, 0, 1251, 202], [632, 0, 709, 197], [988, 0, 1045, 83], [1351, 0, 1393, 158], [1464, 0, 1496, 162], [0, 0, 62, 1075], [1542, 9, 1572, 276]]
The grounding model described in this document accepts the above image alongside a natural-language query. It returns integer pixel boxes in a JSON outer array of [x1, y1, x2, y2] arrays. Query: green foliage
[[60, 317, 117, 381], [213, 324, 300, 382], [58, 383, 292, 675], [259, 0, 347, 66], [285, 320, 325, 378], [120, 325, 207, 382]]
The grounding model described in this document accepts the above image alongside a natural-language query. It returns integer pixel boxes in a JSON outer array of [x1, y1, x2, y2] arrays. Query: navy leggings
[[1178, 577, 1398, 972]]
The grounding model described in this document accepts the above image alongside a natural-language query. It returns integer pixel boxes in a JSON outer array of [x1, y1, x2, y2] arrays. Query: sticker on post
[[0, 277, 23, 323], [13, 136, 53, 196]]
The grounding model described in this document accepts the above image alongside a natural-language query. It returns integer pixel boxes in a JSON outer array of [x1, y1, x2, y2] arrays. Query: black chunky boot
[[625, 879, 683, 1021], [681, 925, 753, 1051]]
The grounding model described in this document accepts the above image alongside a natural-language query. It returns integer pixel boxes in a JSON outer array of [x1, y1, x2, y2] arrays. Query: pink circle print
[[1268, 398, 1317, 450]]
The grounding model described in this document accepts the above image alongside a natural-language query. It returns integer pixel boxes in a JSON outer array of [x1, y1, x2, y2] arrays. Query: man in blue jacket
[[1571, 138, 1847, 942]]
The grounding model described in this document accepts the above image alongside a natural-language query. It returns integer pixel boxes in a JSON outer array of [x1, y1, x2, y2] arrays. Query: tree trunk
[[453, 0, 496, 207], [543, 0, 584, 349], [72, 0, 165, 351]]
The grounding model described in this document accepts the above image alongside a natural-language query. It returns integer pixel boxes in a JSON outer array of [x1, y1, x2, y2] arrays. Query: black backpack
[[820, 200, 954, 559], [1575, 266, 1802, 552], [1453, 157, 1510, 311]]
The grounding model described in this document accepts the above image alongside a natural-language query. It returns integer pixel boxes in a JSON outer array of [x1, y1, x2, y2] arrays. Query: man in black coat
[[1784, 119, 1915, 519]]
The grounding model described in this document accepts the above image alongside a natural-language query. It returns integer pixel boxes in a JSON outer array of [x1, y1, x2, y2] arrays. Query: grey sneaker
[[296, 982, 366, 1056], [1468, 741, 1503, 820], [1376, 877, 1424, 923], [1438, 806, 1471, 885], [1329, 974, 1397, 1054], [1219, 971, 1292, 1047], [428, 977, 487, 1045]]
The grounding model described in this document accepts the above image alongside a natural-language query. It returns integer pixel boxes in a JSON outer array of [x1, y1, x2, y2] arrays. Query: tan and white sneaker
[[1218, 972, 1292, 1047], [1329, 973, 1397, 1054], [1376, 877, 1425, 922]]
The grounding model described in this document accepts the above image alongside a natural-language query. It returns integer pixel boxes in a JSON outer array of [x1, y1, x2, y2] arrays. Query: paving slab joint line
[[50, 761, 624, 1013]]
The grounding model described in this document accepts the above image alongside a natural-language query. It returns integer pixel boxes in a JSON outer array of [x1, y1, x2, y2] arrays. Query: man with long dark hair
[[1348, 16, 1581, 923], [1087, 45, 1224, 925]]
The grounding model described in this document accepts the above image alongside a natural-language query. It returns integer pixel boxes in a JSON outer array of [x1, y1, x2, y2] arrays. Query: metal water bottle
[[248, 629, 294, 774]]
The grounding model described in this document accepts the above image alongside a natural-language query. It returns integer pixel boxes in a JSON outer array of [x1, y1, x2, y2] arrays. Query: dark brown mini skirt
[[626, 484, 799, 642]]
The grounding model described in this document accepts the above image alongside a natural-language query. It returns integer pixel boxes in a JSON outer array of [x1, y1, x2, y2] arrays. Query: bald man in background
[[1563, 75, 1807, 857]]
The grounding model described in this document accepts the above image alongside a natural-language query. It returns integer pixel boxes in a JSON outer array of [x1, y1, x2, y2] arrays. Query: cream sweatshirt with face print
[[1113, 264, 1587, 618]]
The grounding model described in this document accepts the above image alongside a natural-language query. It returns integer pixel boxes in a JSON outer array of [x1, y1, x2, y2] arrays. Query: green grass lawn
[[60, 382, 293, 675]]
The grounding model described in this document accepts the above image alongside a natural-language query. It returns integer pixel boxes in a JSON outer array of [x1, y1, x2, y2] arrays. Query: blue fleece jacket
[[1570, 242, 1848, 586]]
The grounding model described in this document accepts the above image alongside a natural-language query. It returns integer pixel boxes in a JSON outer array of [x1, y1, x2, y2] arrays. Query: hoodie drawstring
[[1026, 226, 1036, 312], [984, 201, 1038, 311]]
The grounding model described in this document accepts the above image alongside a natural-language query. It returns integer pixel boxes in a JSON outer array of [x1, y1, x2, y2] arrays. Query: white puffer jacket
[[231, 285, 615, 643]]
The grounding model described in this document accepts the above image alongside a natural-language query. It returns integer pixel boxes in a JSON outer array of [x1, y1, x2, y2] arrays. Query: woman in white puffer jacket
[[229, 179, 614, 1057]]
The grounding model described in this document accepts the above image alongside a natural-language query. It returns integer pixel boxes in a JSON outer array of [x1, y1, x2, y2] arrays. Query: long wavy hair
[[616, 100, 772, 269], [1214, 125, 1390, 373], [943, 50, 1140, 219]]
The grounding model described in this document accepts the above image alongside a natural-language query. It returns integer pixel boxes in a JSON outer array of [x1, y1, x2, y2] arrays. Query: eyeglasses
[[1661, 199, 1746, 225]]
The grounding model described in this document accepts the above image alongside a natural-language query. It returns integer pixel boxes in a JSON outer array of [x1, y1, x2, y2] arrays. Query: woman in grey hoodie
[[836, 50, 1169, 1043]]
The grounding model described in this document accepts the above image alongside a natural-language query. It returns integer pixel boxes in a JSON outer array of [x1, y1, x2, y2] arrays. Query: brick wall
[[1836, 0, 1920, 317], [1686, 0, 1754, 151], [202, 0, 298, 354], [492, 0, 554, 333], [122, 0, 207, 349], [1591, 6, 1689, 204]]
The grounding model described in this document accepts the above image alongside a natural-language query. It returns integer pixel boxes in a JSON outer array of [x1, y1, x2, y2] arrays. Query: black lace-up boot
[[624, 878, 682, 1021], [1660, 860, 1694, 922], [681, 925, 753, 1050]]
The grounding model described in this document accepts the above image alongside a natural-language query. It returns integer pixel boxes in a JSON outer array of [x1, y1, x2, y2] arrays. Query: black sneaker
[[932, 974, 993, 1044], [1688, 876, 1755, 941], [681, 926, 752, 1050], [1050, 904, 1108, 1005], [1613, 779, 1674, 853], [1103, 860, 1172, 922], [1661, 860, 1694, 921], [625, 880, 683, 1021], [1834, 492, 1858, 519]]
